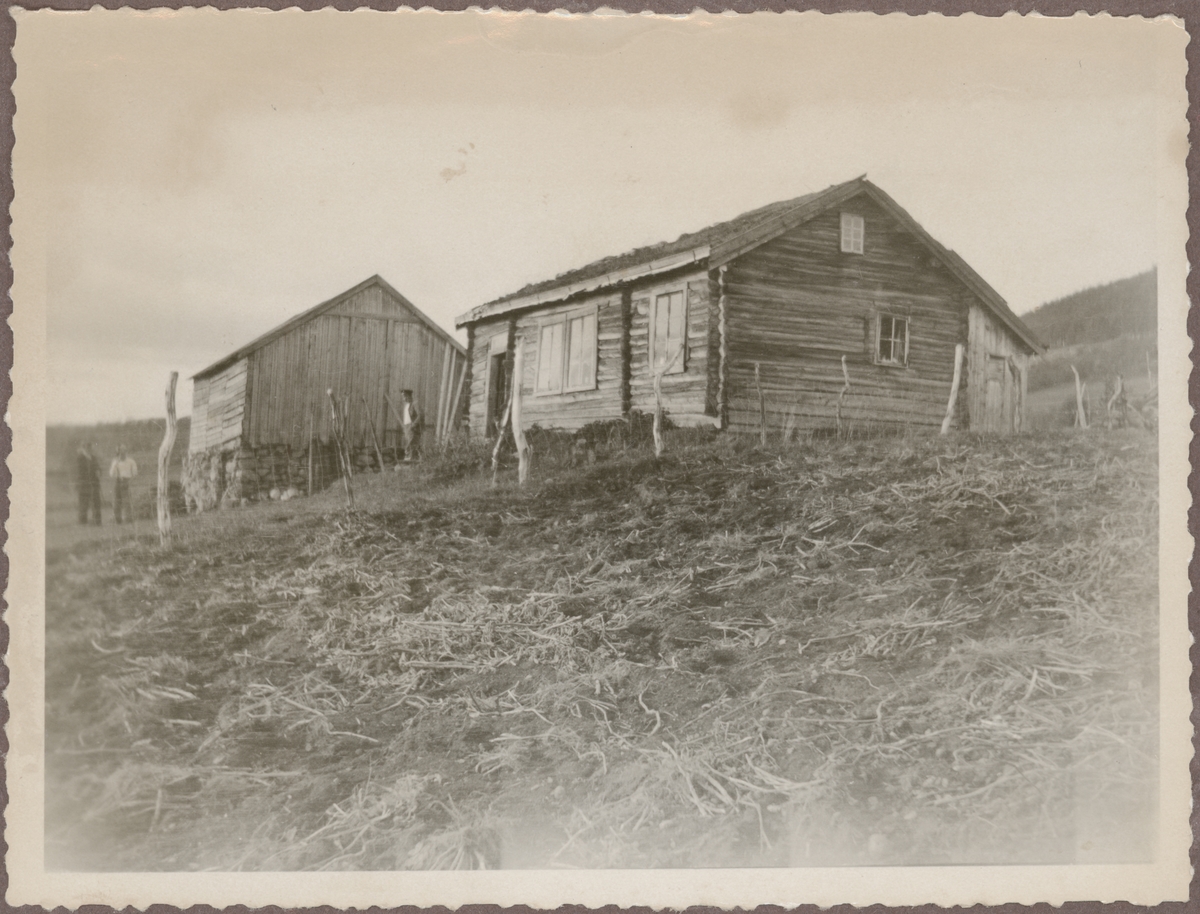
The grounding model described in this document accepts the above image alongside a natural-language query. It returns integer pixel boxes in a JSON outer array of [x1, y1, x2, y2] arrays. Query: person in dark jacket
[[75, 441, 102, 525]]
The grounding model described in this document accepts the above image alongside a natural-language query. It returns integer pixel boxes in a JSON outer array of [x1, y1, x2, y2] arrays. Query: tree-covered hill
[[1021, 269, 1156, 349]]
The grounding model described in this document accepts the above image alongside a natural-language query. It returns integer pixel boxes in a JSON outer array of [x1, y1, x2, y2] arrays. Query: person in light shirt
[[109, 445, 138, 524], [401, 389, 423, 462]]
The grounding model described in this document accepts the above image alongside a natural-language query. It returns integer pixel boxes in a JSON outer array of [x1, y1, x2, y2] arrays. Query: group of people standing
[[75, 442, 138, 526]]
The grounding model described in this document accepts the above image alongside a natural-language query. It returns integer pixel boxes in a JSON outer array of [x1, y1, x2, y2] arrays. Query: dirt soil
[[45, 430, 1158, 870]]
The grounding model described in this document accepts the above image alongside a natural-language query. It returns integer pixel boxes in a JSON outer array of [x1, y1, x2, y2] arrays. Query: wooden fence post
[[754, 362, 767, 447], [307, 412, 314, 496], [157, 372, 179, 545], [327, 389, 355, 508], [1070, 365, 1088, 429], [491, 383, 514, 487], [511, 342, 530, 484], [362, 395, 386, 471], [836, 356, 851, 438], [653, 347, 682, 458], [941, 344, 964, 435]]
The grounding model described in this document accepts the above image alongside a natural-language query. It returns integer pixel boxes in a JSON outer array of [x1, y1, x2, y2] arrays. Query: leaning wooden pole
[[361, 395, 386, 472], [652, 348, 682, 458], [435, 345, 453, 444], [491, 382, 514, 487], [445, 359, 467, 441], [341, 395, 354, 477], [306, 411, 314, 497], [446, 357, 468, 439], [510, 343, 531, 484], [1070, 365, 1088, 429], [836, 355, 851, 438], [941, 343, 965, 435], [157, 372, 179, 545], [754, 362, 767, 447], [327, 389, 355, 508]]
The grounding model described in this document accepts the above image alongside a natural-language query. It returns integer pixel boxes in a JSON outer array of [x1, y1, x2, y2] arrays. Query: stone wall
[[183, 439, 402, 512]]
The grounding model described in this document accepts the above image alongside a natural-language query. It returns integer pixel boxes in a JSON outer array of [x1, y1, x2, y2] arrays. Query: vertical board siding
[[199, 280, 461, 451], [966, 302, 1030, 433], [723, 196, 970, 434]]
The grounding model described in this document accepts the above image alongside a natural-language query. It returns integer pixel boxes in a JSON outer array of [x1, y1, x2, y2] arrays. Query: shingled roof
[[454, 176, 1041, 354]]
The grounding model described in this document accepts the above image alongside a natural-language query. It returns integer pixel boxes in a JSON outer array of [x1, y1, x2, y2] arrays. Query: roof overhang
[[455, 245, 711, 327]]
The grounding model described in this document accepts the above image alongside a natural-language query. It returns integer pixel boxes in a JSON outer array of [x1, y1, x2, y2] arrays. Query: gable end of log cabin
[[456, 177, 1041, 438]]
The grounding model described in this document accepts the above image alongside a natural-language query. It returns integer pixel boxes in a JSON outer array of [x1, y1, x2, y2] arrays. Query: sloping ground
[[45, 431, 1158, 870], [1027, 332, 1157, 396]]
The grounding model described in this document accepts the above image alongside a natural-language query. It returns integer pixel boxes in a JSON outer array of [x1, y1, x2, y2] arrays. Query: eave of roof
[[455, 245, 711, 326], [193, 275, 465, 380]]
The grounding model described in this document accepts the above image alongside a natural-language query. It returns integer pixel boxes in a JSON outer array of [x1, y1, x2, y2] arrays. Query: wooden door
[[486, 352, 510, 438], [984, 355, 1007, 434]]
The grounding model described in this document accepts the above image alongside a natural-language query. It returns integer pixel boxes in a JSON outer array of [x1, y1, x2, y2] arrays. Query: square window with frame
[[840, 212, 865, 254], [651, 289, 687, 375], [535, 308, 597, 394], [876, 314, 909, 366]]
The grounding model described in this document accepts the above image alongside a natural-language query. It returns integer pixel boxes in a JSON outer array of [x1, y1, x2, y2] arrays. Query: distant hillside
[[47, 417, 191, 476], [1022, 269, 1157, 349]]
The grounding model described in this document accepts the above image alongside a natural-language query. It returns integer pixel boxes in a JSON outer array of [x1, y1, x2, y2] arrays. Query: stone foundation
[[184, 440, 400, 512]]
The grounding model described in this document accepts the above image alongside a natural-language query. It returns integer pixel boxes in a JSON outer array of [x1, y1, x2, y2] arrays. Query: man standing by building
[[401, 389, 423, 462], [75, 441, 102, 525], [110, 444, 138, 523]]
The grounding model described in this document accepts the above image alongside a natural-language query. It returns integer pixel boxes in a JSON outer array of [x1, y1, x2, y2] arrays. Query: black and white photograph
[[7, 7, 1191, 907]]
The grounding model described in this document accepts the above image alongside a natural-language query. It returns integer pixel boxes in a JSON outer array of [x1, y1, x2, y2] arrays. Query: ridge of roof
[[455, 178, 861, 327], [193, 275, 464, 380], [455, 175, 1041, 355]]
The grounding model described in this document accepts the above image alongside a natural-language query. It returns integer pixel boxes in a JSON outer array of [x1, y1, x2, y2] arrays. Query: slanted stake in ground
[[157, 371, 178, 544]]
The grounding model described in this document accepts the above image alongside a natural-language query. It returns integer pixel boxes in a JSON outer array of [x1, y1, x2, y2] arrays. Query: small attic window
[[840, 213, 865, 254]]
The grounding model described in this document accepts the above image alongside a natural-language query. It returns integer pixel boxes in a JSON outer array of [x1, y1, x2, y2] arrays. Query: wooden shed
[[455, 177, 1041, 438], [187, 275, 466, 508]]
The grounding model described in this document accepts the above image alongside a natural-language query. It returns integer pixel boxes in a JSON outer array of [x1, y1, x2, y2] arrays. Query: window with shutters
[[651, 289, 687, 375], [535, 308, 597, 394], [840, 212, 865, 254], [876, 314, 909, 366]]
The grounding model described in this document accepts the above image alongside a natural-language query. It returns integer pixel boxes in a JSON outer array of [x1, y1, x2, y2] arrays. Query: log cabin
[[455, 176, 1041, 439], [187, 275, 467, 508]]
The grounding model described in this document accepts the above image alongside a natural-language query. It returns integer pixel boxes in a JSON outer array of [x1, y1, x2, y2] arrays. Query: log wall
[[466, 271, 716, 435], [628, 268, 712, 426], [188, 358, 247, 453], [723, 195, 973, 435], [511, 290, 625, 431]]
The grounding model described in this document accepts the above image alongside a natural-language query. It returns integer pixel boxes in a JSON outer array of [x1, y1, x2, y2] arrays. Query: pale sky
[[13, 9, 1182, 424]]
